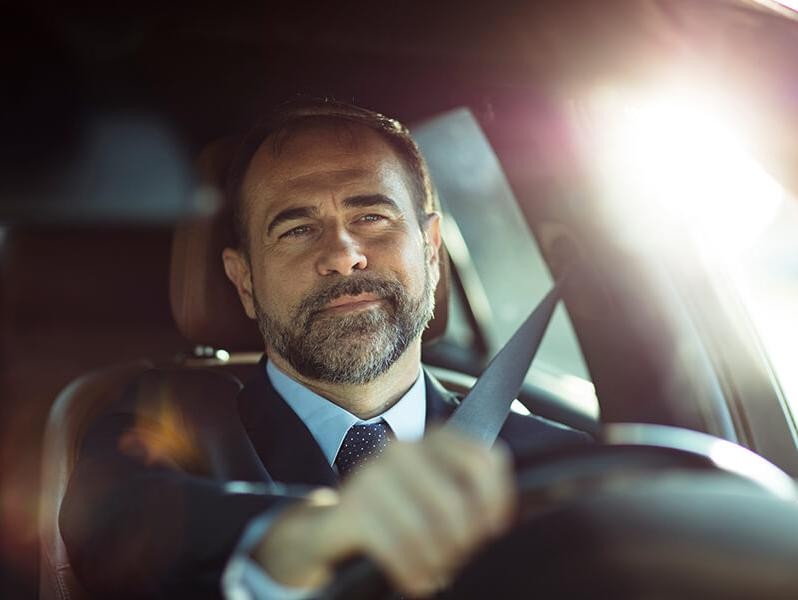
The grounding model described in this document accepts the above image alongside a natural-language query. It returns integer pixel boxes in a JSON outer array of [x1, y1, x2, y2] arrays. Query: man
[[61, 100, 589, 599]]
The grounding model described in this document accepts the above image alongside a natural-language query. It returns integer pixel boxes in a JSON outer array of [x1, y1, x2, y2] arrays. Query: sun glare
[[775, 1, 798, 11], [589, 85, 798, 425], [594, 88, 786, 260]]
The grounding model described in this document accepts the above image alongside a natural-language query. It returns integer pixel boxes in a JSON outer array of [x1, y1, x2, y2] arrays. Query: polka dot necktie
[[335, 420, 392, 478]]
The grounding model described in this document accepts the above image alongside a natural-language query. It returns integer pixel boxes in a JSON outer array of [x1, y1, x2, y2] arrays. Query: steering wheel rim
[[515, 424, 796, 513], [320, 424, 797, 600]]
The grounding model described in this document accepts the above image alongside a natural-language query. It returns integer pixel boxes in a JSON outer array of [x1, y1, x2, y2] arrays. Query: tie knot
[[335, 420, 392, 478]]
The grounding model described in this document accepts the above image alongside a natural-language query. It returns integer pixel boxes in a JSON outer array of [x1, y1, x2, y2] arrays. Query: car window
[[413, 109, 597, 418], [731, 198, 798, 429]]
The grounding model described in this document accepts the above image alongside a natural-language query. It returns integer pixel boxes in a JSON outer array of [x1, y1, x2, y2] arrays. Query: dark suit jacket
[[60, 363, 590, 599]]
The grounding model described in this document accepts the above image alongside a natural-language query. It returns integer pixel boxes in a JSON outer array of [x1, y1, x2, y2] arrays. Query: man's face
[[223, 124, 441, 384]]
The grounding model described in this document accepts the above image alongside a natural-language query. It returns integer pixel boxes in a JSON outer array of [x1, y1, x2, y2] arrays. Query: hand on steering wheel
[[255, 428, 516, 598], [321, 424, 798, 600]]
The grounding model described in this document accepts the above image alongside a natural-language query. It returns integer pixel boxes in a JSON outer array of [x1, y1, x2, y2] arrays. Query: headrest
[[170, 139, 450, 353]]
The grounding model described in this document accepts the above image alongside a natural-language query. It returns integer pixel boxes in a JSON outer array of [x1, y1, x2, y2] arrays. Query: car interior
[[4, 0, 798, 598]]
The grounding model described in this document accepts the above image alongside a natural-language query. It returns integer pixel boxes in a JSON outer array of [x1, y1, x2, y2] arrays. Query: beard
[[253, 262, 435, 385]]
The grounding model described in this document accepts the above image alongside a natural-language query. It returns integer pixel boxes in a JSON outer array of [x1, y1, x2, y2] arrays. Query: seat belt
[[321, 269, 575, 600], [445, 267, 572, 447]]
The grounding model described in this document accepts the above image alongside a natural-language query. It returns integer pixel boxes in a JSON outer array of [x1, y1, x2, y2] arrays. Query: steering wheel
[[320, 424, 798, 600]]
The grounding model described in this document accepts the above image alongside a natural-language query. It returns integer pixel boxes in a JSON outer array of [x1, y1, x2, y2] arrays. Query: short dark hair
[[226, 98, 437, 253]]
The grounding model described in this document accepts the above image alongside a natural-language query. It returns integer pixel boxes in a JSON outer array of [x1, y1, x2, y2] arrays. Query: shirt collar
[[266, 359, 426, 466]]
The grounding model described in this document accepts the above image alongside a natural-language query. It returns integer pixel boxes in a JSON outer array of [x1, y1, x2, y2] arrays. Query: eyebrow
[[266, 206, 319, 236], [266, 194, 401, 236], [343, 194, 401, 212]]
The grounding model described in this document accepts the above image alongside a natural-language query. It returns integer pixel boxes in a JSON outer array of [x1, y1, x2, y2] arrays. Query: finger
[[364, 509, 447, 597], [350, 468, 446, 596], [426, 430, 517, 537], [388, 445, 479, 561]]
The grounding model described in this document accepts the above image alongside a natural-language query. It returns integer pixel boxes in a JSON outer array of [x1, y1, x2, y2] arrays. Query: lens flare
[[118, 386, 204, 470], [591, 87, 786, 261], [585, 85, 798, 424]]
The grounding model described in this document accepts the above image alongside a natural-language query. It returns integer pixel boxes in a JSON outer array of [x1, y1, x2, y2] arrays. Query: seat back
[[38, 361, 152, 600]]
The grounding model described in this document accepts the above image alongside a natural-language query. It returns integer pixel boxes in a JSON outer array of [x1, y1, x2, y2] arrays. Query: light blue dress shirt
[[222, 359, 427, 599]]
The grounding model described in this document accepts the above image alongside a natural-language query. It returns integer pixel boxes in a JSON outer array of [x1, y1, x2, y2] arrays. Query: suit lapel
[[237, 361, 338, 488], [424, 369, 459, 425], [237, 364, 461, 489]]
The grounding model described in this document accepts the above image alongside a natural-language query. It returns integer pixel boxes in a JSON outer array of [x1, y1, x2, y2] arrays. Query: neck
[[266, 341, 422, 420]]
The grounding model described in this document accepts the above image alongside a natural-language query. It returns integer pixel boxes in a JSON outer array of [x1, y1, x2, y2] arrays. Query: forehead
[[240, 123, 414, 216]]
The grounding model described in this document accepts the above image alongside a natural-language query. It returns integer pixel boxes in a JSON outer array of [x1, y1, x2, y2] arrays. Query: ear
[[222, 247, 257, 320], [422, 211, 442, 268]]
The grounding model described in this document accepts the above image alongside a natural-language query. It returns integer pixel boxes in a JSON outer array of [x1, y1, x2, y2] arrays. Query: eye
[[356, 214, 388, 224], [279, 224, 314, 239]]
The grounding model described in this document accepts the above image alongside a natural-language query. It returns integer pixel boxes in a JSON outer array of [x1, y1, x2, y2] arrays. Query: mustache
[[298, 275, 403, 320]]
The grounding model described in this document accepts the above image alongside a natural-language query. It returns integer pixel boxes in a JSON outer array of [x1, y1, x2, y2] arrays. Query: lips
[[324, 292, 383, 311]]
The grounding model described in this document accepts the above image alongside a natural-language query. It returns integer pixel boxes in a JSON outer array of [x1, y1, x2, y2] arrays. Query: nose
[[315, 227, 368, 276]]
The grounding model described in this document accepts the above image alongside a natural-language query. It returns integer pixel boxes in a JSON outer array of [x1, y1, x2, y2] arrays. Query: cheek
[[251, 260, 307, 317], [381, 234, 428, 289]]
